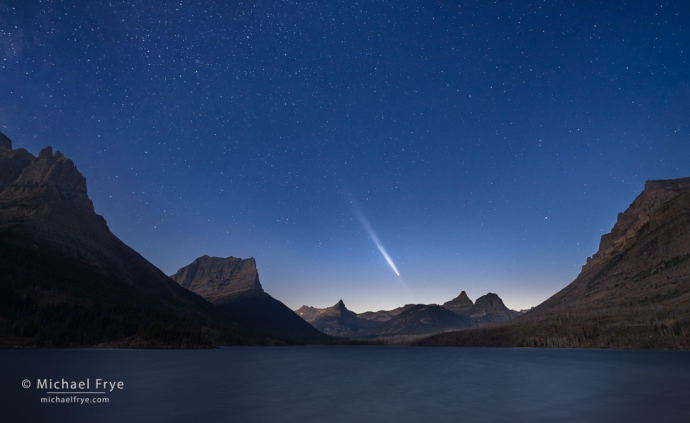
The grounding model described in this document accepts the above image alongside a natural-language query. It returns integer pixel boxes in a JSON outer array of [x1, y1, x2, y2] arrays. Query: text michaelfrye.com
[[41, 396, 110, 404]]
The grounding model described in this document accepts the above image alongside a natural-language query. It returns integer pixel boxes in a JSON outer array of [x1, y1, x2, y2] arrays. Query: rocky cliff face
[[171, 255, 263, 304]]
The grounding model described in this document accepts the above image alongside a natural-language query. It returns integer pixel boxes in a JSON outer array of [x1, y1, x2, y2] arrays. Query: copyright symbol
[[22, 379, 31, 389]]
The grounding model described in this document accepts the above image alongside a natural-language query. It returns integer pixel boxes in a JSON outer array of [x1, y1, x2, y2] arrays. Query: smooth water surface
[[1, 347, 689, 422]]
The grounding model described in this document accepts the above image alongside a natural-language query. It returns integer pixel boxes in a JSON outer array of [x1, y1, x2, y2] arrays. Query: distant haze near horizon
[[2, 1, 689, 313]]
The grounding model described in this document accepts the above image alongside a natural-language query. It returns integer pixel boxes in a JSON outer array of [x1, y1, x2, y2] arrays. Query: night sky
[[2, 1, 689, 312]]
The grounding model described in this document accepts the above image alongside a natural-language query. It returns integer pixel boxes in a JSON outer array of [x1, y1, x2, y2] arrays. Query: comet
[[352, 203, 400, 276]]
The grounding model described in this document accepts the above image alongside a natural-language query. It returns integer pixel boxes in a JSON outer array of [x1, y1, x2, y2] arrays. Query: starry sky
[[1, 1, 689, 312]]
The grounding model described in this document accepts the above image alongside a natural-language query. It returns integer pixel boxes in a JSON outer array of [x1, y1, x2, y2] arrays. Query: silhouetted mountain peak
[[323, 300, 357, 318]]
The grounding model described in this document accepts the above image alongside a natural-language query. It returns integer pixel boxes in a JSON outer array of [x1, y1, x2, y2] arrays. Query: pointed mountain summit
[[323, 300, 357, 318], [171, 256, 330, 342], [442, 291, 474, 314]]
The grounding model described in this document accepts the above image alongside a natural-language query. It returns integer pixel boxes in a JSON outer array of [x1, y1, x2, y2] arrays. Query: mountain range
[[295, 291, 521, 338]]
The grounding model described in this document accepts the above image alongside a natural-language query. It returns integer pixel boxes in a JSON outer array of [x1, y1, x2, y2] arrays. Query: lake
[[2, 346, 689, 422]]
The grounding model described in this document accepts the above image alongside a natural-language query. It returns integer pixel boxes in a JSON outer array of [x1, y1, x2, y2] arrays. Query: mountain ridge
[[296, 291, 521, 338]]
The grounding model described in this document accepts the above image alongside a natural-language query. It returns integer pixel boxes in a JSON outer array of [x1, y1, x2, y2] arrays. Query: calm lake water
[[2, 346, 689, 422]]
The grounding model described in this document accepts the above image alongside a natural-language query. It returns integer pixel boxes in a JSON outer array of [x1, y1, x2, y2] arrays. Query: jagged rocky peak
[[321, 299, 357, 318], [170, 255, 264, 304], [583, 176, 690, 272], [0, 137, 108, 238]]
